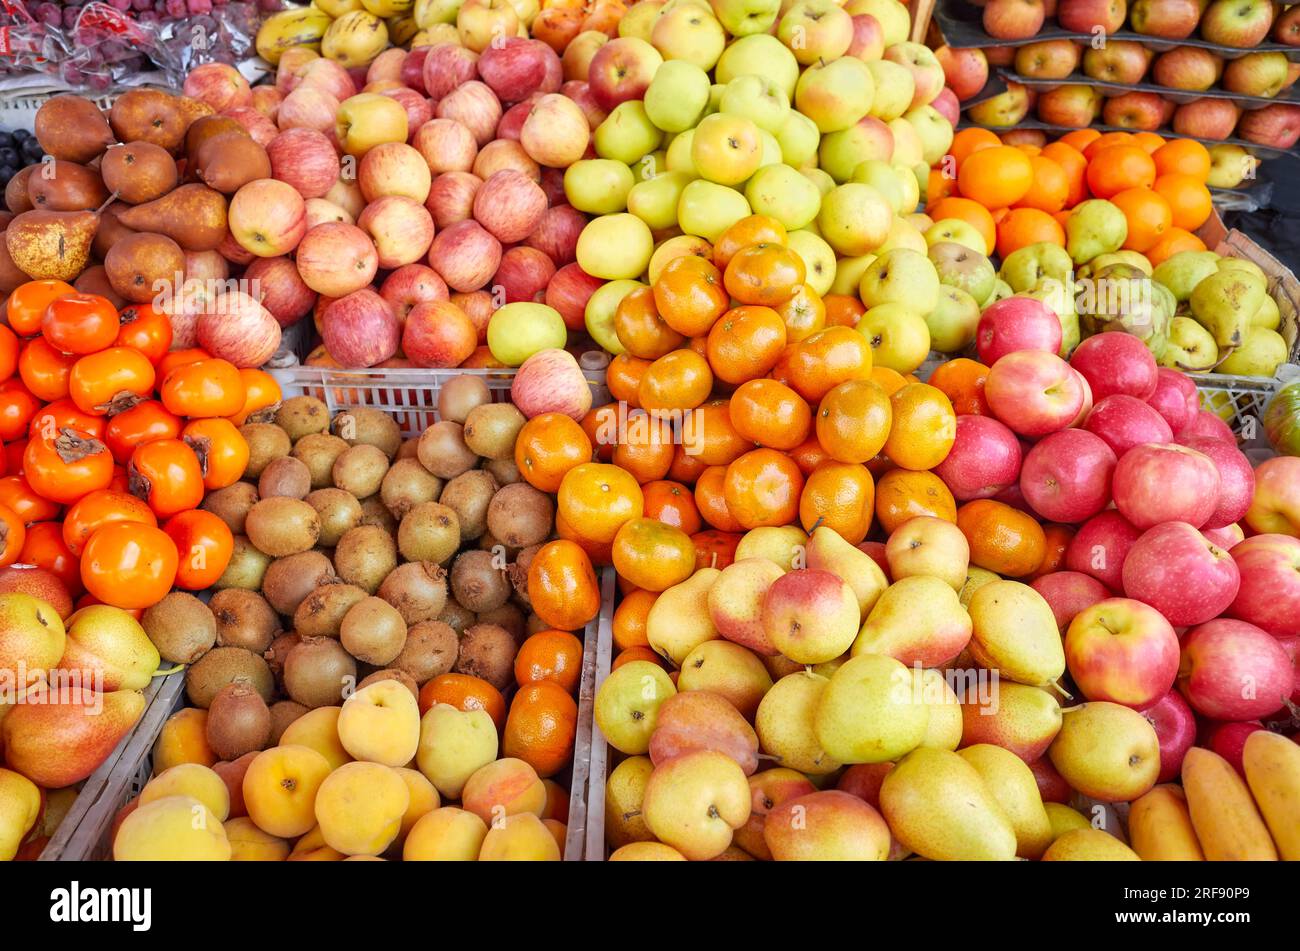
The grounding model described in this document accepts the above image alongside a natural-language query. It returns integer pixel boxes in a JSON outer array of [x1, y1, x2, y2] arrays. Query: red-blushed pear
[[1065, 509, 1140, 592], [1146, 367, 1198, 434], [641, 749, 750, 860], [764, 789, 891, 861], [1083, 394, 1172, 458], [760, 568, 860, 664], [852, 576, 972, 668], [1070, 331, 1158, 402], [1031, 570, 1110, 633], [880, 748, 1018, 860], [708, 558, 785, 655], [1228, 534, 1300, 637], [836, 762, 894, 809], [1049, 700, 1161, 802], [1019, 429, 1116, 524], [1112, 442, 1221, 530], [755, 671, 842, 776], [1064, 597, 1180, 709], [2, 686, 145, 787], [933, 415, 1022, 501], [733, 768, 817, 860], [976, 296, 1062, 364], [1140, 689, 1198, 783], [1244, 456, 1300, 537], [648, 691, 759, 775], [1121, 521, 1240, 627], [958, 681, 1062, 763], [1175, 435, 1254, 530], [805, 524, 888, 618], [985, 351, 1086, 438], [0, 592, 67, 693], [1179, 619, 1293, 721], [959, 743, 1054, 859], [676, 641, 773, 722]]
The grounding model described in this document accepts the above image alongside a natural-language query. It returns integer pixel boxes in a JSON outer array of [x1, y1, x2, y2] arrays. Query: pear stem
[[1046, 679, 1073, 701], [94, 191, 120, 216], [152, 664, 187, 678]]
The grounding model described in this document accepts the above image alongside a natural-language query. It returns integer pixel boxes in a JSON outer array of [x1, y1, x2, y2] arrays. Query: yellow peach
[[403, 807, 488, 861], [337, 680, 421, 767], [278, 706, 351, 770], [478, 813, 562, 861], [314, 761, 409, 856], [113, 796, 230, 861], [392, 767, 439, 846], [287, 824, 345, 861], [224, 816, 290, 861], [242, 745, 332, 838], [152, 708, 216, 771], [461, 757, 546, 825], [140, 763, 230, 821], [609, 841, 688, 860]]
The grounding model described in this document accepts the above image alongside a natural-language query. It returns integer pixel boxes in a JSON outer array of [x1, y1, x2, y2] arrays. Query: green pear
[[1048, 701, 1160, 802], [594, 660, 677, 755], [852, 576, 972, 668], [1151, 250, 1220, 302], [1079, 263, 1170, 358], [813, 654, 929, 764], [1252, 293, 1281, 330], [1160, 316, 1219, 371], [803, 525, 888, 619], [1081, 249, 1152, 277], [915, 668, 962, 751], [967, 581, 1065, 688], [1217, 326, 1287, 377], [754, 671, 842, 775], [958, 744, 1053, 859], [1189, 267, 1267, 349], [1217, 257, 1266, 281], [646, 567, 720, 665], [1045, 802, 1092, 841], [959, 681, 1062, 762], [1065, 199, 1127, 266], [999, 241, 1073, 293], [858, 248, 940, 314], [879, 748, 1018, 860], [924, 285, 981, 353], [929, 241, 996, 306]]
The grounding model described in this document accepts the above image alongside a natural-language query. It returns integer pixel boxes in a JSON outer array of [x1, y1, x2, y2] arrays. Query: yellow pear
[[604, 755, 656, 848], [0, 768, 41, 861], [1042, 828, 1139, 861], [914, 668, 962, 751], [967, 580, 1065, 687], [813, 653, 929, 764], [734, 526, 808, 571], [804, 525, 888, 617], [642, 750, 751, 861], [1049, 701, 1159, 802], [958, 744, 1053, 859], [1044, 802, 1091, 841], [852, 576, 972, 667], [754, 671, 842, 775], [646, 568, 721, 665]]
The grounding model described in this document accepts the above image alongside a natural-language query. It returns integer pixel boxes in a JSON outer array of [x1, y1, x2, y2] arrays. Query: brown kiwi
[[449, 549, 511, 613], [205, 681, 272, 760], [476, 602, 526, 644], [241, 422, 291, 479], [275, 396, 330, 441], [333, 406, 401, 458], [333, 524, 398, 594], [292, 432, 350, 489], [486, 482, 554, 548], [293, 582, 368, 638], [484, 456, 522, 486], [378, 561, 448, 624], [358, 494, 398, 535], [283, 636, 357, 708], [437, 374, 490, 424], [462, 403, 525, 460], [508, 544, 541, 607], [305, 488, 363, 547], [332, 444, 390, 498], [417, 421, 478, 479], [214, 536, 271, 590], [140, 592, 216, 664], [263, 631, 301, 684], [380, 459, 443, 519], [396, 438, 421, 461], [524, 612, 549, 638], [393, 620, 459, 683], [453, 623, 517, 691], [397, 501, 461, 563], [476, 530, 516, 559], [210, 588, 280, 653], [438, 469, 498, 542], [262, 550, 336, 616], [202, 482, 259, 535], [257, 456, 312, 500], [438, 600, 476, 634], [357, 667, 418, 699], [268, 699, 309, 744], [340, 596, 408, 665], [244, 497, 321, 556], [186, 646, 275, 708]]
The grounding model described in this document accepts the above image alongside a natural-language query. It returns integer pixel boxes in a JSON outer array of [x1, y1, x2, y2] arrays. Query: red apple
[[1146, 367, 1197, 434], [184, 62, 252, 113], [983, 0, 1045, 40], [1102, 91, 1167, 132], [380, 263, 449, 323], [1173, 99, 1241, 141], [1031, 570, 1112, 632], [278, 85, 341, 135], [1069, 330, 1157, 402], [228, 179, 307, 257], [402, 299, 478, 368], [425, 171, 483, 229], [976, 296, 1062, 364], [251, 86, 284, 122], [266, 128, 339, 200], [520, 93, 591, 169], [1237, 103, 1300, 150], [478, 36, 552, 104], [1122, 521, 1241, 626], [295, 221, 379, 297], [933, 414, 1022, 501], [1083, 394, 1173, 457], [1152, 47, 1223, 91], [1276, 2, 1300, 44], [1140, 689, 1197, 783], [321, 288, 400, 368], [413, 118, 479, 175], [453, 290, 494, 343], [427, 219, 503, 293], [935, 45, 989, 101], [525, 204, 585, 266], [1202, 523, 1245, 550], [511, 348, 594, 421], [299, 58, 357, 104], [382, 88, 433, 143], [473, 138, 541, 182], [1112, 442, 1220, 529], [1227, 534, 1300, 637], [401, 48, 431, 94], [496, 100, 534, 142], [848, 14, 886, 62], [423, 43, 480, 101], [986, 350, 1086, 438], [1204, 720, 1266, 777], [545, 262, 603, 331], [1057, 0, 1126, 33], [1177, 409, 1236, 445], [244, 256, 317, 328], [436, 80, 504, 146], [472, 169, 547, 243], [1035, 85, 1101, 128], [358, 141, 432, 204], [492, 246, 556, 304], [1179, 618, 1293, 720], [1065, 596, 1181, 708], [304, 198, 353, 229], [1019, 428, 1116, 523], [222, 107, 278, 148], [1130, 0, 1199, 38], [562, 80, 609, 129], [587, 36, 662, 111], [357, 196, 436, 269], [1174, 435, 1254, 530], [931, 88, 961, 127], [1065, 509, 1141, 591]]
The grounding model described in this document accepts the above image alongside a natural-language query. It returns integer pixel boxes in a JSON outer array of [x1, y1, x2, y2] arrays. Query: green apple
[[595, 101, 664, 165], [677, 179, 752, 242], [1160, 316, 1218, 371], [874, 217, 928, 256], [1151, 250, 1220, 303], [788, 229, 837, 297], [487, 302, 567, 366], [665, 129, 697, 175], [634, 150, 669, 182], [795, 57, 874, 133], [830, 253, 877, 296], [715, 33, 799, 97], [925, 285, 980, 353], [929, 241, 996, 307], [893, 163, 921, 212], [887, 117, 924, 167], [866, 60, 914, 121], [720, 75, 790, 134], [585, 279, 643, 355], [691, 113, 762, 186], [845, 0, 909, 45], [576, 213, 654, 279], [711, 0, 782, 39], [859, 247, 940, 313], [851, 159, 903, 212], [650, 3, 726, 70], [775, 111, 820, 168], [564, 159, 636, 214], [857, 302, 931, 373], [1000, 242, 1073, 293], [802, 166, 836, 196], [621, 0, 666, 40], [1218, 327, 1287, 377], [925, 218, 987, 256], [644, 60, 711, 133], [818, 117, 895, 182], [706, 83, 725, 117], [628, 170, 694, 230], [987, 278, 1013, 304], [1206, 143, 1258, 189], [756, 129, 782, 169], [903, 105, 954, 167], [745, 163, 821, 230], [817, 182, 893, 257]]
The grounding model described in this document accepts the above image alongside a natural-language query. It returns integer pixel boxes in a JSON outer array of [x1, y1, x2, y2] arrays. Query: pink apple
[[427, 220, 503, 293], [278, 85, 341, 135], [222, 107, 278, 148], [266, 128, 339, 200], [1083, 394, 1173, 457], [436, 80, 504, 146], [295, 222, 379, 297], [587, 37, 662, 111], [496, 100, 533, 142], [472, 169, 547, 244], [1177, 409, 1236, 445], [935, 45, 988, 101], [359, 141, 433, 204], [1122, 521, 1241, 626], [1237, 102, 1300, 150], [1065, 596, 1181, 708], [477, 36, 552, 104], [976, 296, 1062, 364], [402, 299, 478, 368], [1140, 690, 1198, 783], [228, 179, 307, 257], [545, 262, 603, 332], [424, 43, 480, 101], [243, 256, 317, 328], [931, 88, 961, 127], [1179, 619, 1294, 720], [413, 118, 479, 175], [1173, 99, 1241, 140], [473, 138, 541, 182], [1057, 0, 1126, 33], [298, 58, 357, 104], [250, 86, 283, 122], [321, 288, 400, 368], [562, 80, 609, 129], [1146, 367, 1197, 433], [986, 351, 1086, 438], [1175, 435, 1254, 530], [383, 87, 433, 142], [425, 171, 483, 229], [184, 62, 252, 113], [304, 198, 353, 229], [1065, 510, 1141, 592], [932, 414, 1022, 501], [1228, 534, 1300, 637], [511, 348, 594, 421], [1112, 442, 1220, 529], [380, 263, 449, 323], [525, 204, 585, 266], [492, 246, 556, 304], [1204, 720, 1266, 777], [848, 14, 886, 62], [1069, 331, 1158, 402], [1032, 570, 1111, 632], [357, 196, 435, 269], [1019, 428, 1116, 523], [1202, 523, 1245, 550], [1069, 368, 1093, 428], [401, 48, 430, 94], [366, 49, 406, 87], [520, 93, 591, 169]]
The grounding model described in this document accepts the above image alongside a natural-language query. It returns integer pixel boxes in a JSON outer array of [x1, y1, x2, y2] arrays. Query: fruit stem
[[152, 664, 187, 677]]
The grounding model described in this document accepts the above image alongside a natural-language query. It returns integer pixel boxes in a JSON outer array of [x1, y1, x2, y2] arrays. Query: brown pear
[[92, 203, 137, 262], [105, 232, 186, 304], [0, 212, 12, 231], [74, 264, 127, 308], [34, 94, 117, 164], [116, 184, 228, 252], [101, 142, 178, 205], [185, 116, 249, 166], [27, 160, 110, 212], [110, 90, 187, 153], [193, 133, 272, 195], [4, 208, 99, 281], [0, 234, 28, 293], [5, 168, 35, 214]]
